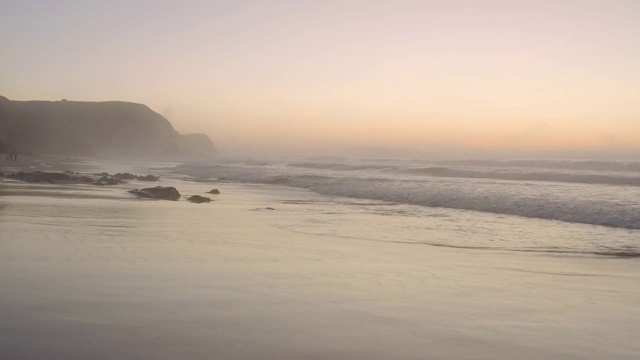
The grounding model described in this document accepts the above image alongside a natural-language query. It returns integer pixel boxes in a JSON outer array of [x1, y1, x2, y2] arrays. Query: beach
[[1, 157, 639, 359]]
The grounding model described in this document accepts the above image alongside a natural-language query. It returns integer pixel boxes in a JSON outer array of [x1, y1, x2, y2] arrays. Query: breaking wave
[[288, 161, 640, 186], [421, 242, 640, 258], [175, 159, 640, 230]]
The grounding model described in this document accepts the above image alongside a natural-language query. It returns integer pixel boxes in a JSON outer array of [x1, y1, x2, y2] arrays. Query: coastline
[[0, 155, 93, 173], [1, 158, 639, 359]]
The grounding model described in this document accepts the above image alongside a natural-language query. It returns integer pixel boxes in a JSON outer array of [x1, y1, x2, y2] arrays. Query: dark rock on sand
[[266, 207, 275, 210], [114, 172, 136, 180], [128, 186, 181, 201], [136, 174, 159, 181], [114, 173, 158, 181], [207, 189, 220, 194], [187, 195, 211, 203], [7, 171, 94, 184]]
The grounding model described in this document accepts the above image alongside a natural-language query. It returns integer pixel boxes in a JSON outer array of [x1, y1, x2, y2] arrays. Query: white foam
[[175, 159, 640, 229]]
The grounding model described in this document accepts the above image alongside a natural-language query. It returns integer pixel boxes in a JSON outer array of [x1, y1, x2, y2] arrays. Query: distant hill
[[0, 96, 217, 158]]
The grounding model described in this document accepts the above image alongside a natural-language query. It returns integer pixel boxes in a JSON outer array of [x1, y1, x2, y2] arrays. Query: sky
[[1, 0, 639, 157]]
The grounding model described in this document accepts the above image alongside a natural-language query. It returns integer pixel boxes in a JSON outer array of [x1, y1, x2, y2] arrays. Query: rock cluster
[[114, 172, 136, 180], [187, 195, 211, 203], [3, 170, 221, 204], [6, 171, 94, 184], [114, 173, 159, 181], [5, 171, 160, 186], [137, 174, 159, 181], [128, 186, 181, 201]]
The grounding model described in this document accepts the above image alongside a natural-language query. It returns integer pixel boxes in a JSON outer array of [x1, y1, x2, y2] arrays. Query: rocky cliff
[[0, 96, 217, 158]]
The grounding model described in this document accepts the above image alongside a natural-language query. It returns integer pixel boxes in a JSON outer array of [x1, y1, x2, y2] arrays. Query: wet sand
[[1, 159, 639, 359]]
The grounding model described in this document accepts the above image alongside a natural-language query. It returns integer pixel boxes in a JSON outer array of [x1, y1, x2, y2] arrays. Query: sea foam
[[176, 158, 640, 230]]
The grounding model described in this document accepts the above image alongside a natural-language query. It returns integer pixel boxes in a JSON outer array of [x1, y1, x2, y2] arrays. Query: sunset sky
[[2, 0, 639, 156]]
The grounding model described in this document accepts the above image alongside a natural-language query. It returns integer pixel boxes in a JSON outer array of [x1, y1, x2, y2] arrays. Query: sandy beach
[[1, 157, 639, 359]]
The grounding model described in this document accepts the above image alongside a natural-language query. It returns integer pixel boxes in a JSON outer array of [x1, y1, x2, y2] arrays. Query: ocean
[[1, 157, 639, 359], [176, 157, 640, 257]]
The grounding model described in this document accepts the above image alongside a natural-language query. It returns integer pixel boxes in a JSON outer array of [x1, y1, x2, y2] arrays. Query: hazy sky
[[2, 0, 639, 155]]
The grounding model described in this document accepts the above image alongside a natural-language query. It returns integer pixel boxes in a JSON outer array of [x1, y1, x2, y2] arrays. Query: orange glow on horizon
[[2, 1, 640, 156]]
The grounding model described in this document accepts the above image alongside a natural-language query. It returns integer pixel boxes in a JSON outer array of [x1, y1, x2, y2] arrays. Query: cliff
[[0, 96, 217, 158]]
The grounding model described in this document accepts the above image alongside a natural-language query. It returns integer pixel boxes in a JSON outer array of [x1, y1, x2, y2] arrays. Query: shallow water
[[177, 157, 640, 252], [1, 162, 639, 359]]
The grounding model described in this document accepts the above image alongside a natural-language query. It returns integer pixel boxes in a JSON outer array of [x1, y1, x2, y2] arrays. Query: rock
[[0, 172, 4, 177], [136, 174, 159, 181], [265, 207, 275, 210], [114, 173, 158, 181], [183, 177, 216, 183], [113, 173, 159, 181], [128, 186, 181, 201], [114, 172, 136, 180], [93, 176, 119, 186], [7, 171, 93, 184], [187, 195, 211, 203], [207, 189, 220, 194]]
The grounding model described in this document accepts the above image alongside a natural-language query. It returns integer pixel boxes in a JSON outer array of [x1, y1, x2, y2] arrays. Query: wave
[[432, 159, 640, 172], [285, 161, 640, 186], [307, 180, 640, 230], [404, 166, 640, 186], [175, 163, 640, 230], [422, 242, 640, 258], [274, 222, 640, 259], [288, 162, 394, 171]]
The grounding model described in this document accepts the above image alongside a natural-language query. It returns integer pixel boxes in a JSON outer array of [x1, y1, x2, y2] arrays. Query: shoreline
[[0, 154, 99, 173], [0, 157, 218, 204], [3, 157, 640, 257], [1, 158, 640, 359]]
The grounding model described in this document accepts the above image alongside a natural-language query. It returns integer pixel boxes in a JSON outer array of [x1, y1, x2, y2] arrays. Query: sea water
[[176, 157, 640, 256], [1, 158, 639, 359]]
